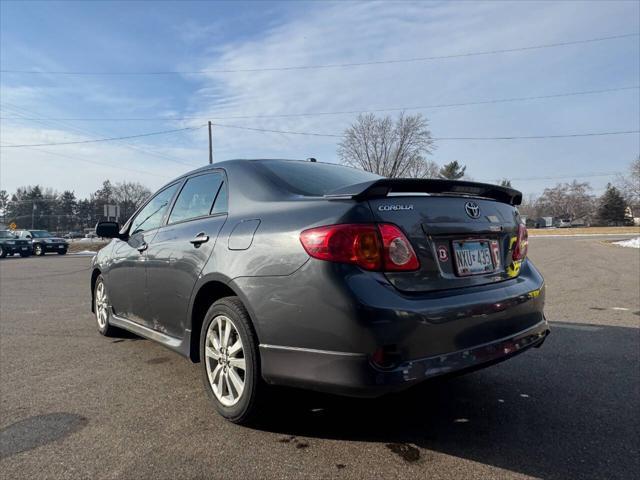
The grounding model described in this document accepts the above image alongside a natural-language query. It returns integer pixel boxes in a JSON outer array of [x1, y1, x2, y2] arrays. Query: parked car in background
[[65, 231, 84, 239], [0, 230, 32, 258], [556, 218, 572, 228], [16, 230, 68, 256], [91, 159, 548, 424], [85, 232, 98, 239]]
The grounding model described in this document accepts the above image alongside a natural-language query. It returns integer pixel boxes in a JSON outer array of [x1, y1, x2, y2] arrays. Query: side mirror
[[95, 221, 122, 239]]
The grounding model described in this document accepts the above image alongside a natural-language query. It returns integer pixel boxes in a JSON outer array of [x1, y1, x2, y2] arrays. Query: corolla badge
[[464, 201, 481, 219], [378, 204, 414, 211]]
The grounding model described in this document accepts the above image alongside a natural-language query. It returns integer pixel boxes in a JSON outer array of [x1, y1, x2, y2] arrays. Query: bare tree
[[112, 181, 152, 221], [535, 181, 595, 221], [338, 113, 436, 178], [616, 156, 640, 205]]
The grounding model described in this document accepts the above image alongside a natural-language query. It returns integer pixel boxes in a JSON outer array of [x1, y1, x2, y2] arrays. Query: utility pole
[[208, 121, 213, 165]]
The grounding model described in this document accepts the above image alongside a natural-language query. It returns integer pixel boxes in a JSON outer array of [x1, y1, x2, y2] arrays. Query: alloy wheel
[[205, 315, 246, 406], [95, 281, 109, 329]]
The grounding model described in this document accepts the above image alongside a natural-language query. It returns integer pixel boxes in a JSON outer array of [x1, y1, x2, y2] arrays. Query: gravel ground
[[0, 236, 638, 479]]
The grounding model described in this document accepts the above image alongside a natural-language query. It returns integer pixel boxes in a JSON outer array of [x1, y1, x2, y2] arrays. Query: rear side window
[[254, 160, 381, 196], [130, 183, 180, 234], [168, 172, 225, 224]]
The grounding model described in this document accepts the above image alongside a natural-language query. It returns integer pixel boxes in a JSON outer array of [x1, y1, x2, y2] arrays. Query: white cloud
[[185, 0, 639, 193]]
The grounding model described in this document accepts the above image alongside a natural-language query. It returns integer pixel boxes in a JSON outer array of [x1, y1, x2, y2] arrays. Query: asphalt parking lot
[[1, 236, 638, 479]]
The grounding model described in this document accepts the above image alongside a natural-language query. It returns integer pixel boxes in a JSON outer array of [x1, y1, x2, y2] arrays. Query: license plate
[[453, 240, 494, 276], [58, 245, 64, 248], [21, 247, 28, 251]]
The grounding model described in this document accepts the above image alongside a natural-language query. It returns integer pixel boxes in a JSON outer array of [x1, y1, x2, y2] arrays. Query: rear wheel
[[34, 244, 44, 256], [0, 246, 5, 258], [94, 275, 117, 336], [200, 297, 262, 424]]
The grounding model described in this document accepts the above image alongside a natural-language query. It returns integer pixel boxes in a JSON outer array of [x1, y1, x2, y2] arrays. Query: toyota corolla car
[[91, 159, 548, 424]]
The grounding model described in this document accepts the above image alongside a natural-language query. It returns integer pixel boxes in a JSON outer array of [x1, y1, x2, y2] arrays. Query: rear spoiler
[[324, 178, 522, 205]]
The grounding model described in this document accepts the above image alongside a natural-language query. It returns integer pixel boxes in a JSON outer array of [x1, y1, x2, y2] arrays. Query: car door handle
[[137, 242, 148, 253], [190, 233, 209, 246]]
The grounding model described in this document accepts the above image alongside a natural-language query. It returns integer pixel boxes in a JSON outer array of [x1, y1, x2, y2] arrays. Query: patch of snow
[[613, 237, 640, 248], [71, 250, 97, 256]]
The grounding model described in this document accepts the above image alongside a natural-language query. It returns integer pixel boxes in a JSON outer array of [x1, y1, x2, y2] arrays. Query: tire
[[94, 275, 118, 337], [0, 246, 5, 258], [34, 244, 44, 256], [199, 297, 263, 424]]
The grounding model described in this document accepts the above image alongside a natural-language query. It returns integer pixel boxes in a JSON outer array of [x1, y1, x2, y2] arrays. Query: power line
[[208, 123, 640, 140], [2, 33, 637, 76], [1, 86, 637, 122], [0, 125, 207, 148], [482, 171, 625, 183], [5, 145, 172, 179], [0, 102, 202, 167], [433, 131, 640, 140], [210, 123, 343, 138]]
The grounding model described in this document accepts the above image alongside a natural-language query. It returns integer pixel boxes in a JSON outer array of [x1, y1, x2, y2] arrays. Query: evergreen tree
[[597, 184, 626, 225], [439, 161, 466, 180], [58, 191, 78, 231]]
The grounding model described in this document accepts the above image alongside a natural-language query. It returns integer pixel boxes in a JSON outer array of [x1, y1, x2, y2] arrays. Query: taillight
[[512, 224, 528, 261], [377, 223, 420, 271], [299, 223, 419, 272]]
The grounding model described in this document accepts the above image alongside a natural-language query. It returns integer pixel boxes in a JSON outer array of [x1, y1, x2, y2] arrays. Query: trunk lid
[[368, 195, 521, 292]]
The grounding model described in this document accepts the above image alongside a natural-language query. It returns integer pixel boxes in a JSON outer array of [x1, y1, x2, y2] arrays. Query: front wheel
[[0, 246, 5, 258], [34, 244, 44, 256], [200, 297, 262, 424], [94, 275, 118, 336]]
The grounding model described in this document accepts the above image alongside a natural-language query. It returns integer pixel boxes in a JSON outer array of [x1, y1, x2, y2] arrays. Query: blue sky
[[1, 0, 638, 198]]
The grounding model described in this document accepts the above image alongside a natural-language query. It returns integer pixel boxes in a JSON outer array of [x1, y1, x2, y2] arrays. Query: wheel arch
[[188, 277, 260, 363], [90, 268, 101, 313]]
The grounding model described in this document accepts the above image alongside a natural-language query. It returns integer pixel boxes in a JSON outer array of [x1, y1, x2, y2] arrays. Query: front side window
[[168, 172, 224, 224], [130, 183, 180, 234]]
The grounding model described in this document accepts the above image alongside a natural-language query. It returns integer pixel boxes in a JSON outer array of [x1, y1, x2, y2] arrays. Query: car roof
[[174, 158, 342, 179]]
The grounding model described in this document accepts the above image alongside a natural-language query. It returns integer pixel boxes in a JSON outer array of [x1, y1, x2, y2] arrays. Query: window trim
[[124, 180, 183, 236], [164, 169, 228, 227]]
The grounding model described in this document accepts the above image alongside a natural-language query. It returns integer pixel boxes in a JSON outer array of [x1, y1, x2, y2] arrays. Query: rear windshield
[[254, 160, 381, 196]]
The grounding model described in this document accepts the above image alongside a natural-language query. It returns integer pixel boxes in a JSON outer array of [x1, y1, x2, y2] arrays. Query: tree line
[[0, 180, 151, 232]]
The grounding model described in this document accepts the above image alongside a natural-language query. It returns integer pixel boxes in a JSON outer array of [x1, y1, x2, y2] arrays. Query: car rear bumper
[[259, 319, 548, 397], [234, 258, 547, 397], [43, 243, 67, 251], [4, 244, 31, 254]]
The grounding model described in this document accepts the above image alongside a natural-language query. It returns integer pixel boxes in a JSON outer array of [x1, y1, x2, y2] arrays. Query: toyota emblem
[[464, 201, 480, 219]]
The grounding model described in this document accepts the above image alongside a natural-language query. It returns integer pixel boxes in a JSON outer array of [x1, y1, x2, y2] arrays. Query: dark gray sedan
[[91, 159, 548, 424]]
